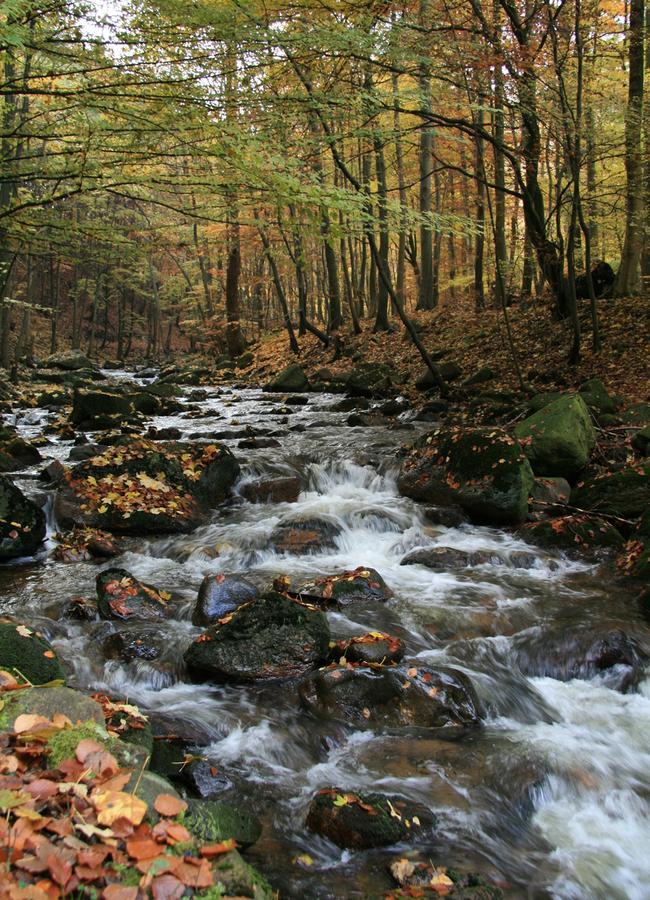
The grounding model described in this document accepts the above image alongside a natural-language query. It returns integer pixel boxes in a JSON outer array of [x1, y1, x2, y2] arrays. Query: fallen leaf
[[153, 794, 188, 818]]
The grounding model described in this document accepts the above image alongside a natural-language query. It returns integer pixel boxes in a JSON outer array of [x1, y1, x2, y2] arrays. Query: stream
[[2, 374, 650, 899]]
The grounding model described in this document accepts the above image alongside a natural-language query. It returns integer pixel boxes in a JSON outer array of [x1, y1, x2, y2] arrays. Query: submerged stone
[[0, 475, 46, 560]]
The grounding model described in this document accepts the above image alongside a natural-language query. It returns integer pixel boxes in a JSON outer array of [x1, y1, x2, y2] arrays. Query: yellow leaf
[[92, 789, 147, 826], [407, 667, 417, 677]]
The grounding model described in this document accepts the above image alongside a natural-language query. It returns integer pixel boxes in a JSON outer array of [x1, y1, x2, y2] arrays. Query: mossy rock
[[306, 789, 435, 849], [96, 567, 169, 621], [514, 394, 596, 479], [0, 622, 65, 684], [263, 363, 309, 393], [126, 392, 162, 416], [578, 377, 618, 415], [518, 515, 624, 551], [0, 437, 42, 469], [571, 464, 650, 526], [291, 567, 393, 608], [211, 850, 274, 900], [185, 799, 262, 848], [0, 475, 46, 560], [45, 350, 96, 371], [130, 771, 180, 821], [347, 362, 392, 397], [0, 686, 103, 732], [143, 381, 183, 399], [71, 389, 136, 428], [46, 721, 149, 771], [632, 425, 650, 456], [398, 427, 534, 526], [619, 402, 650, 427]]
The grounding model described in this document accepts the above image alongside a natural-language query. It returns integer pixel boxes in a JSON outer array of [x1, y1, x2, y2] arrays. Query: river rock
[[102, 628, 164, 661], [571, 464, 650, 527], [268, 515, 341, 555], [0, 686, 104, 731], [388, 858, 503, 898], [0, 436, 42, 471], [96, 567, 170, 621], [347, 362, 392, 397], [398, 427, 534, 526], [0, 621, 66, 684], [55, 439, 240, 534], [518, 515, 624, 551], [263, 363, 309, 393], [306, 788, 434, 849], [334, 632, 405, 665], [209, 850, 273, 899], [401, 546, 498, 570], [240, 475, 301, 504], [299, 664, 483, 733], [184, 798, 262, 848], [0, 475, 46, 560], [192, 574, 260, 626], [45, 350, 97, 371], [71, 388, 137, 429], [512, 626, 646, 691], [423, 505, 469, 527], [185, 592, 330, 682], [289, 566, 393, 607], [514, 394, 596, 479]]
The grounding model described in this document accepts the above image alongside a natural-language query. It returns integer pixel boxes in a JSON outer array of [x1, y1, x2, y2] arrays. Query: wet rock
[[388, 858, 503, 898], [44, 350, 97, 371], [178, 758, 233, 798], [103, 628, 164, 662], [240, 475, 301, 504], [514, 394, 596, 479], [67, 443, 104, 462], [512, 626, 646, 691], [96, 567, 170, 621], [518, 515, 624, 551], [299, 664, 483, 733], [332, 397, 370, 413], [263, 363, 309, 393], [55, 439, 240, 534], [571, 464, 650, 526], [0, 621, 66, 684], [398, 427, 534, 526], [287, 566, 393, 607], [401, 546, 498, 570], [423, 505, 468, 527], [185, 592, 330, 682], [189, 388, 209, 401], [334, 632, 405, 665], [185, 798, 262, 848], [52, 527, 119, 562], [0, 686, 104, 731], [159, 365, 212, 386], [346, 412, 388, 427], [0, 436, 42, 471], [306, 788, 434, 849], [145, 425, 183, 441], [192, 574, 260, 626], [59, 596, 97, 621], [71, 388, 137, 429], [210, 850, 273, 899], [0, 475, 46, 560], [238, 436, 281, 449], [268, 515, 341, 555], [40, 459, 67, 486]]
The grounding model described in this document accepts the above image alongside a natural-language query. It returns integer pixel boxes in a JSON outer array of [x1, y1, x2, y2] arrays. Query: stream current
[[2, 375, 650, 899]]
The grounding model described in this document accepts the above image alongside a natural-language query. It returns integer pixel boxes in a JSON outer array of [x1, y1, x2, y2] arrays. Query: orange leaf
[[103, 887, 138, 900], [93, 790, 147, 826], [14, 715, 52, 734], [75, 739, 105, 763], [199, 838, 237, 857], [153, 794, 188, 818]]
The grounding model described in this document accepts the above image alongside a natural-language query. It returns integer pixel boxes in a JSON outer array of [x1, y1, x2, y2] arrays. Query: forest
[[0, 1, 650, 899]]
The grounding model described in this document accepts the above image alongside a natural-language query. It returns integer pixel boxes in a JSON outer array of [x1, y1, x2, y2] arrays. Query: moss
[[0, 622, 64, 684], [185, 799, 262, 848], [46, 721, 109, 768], [571, 465, 650, 525], [514, 394, 596, 478]]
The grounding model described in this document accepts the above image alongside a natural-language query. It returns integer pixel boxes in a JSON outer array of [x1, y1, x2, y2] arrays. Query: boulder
[[55, 439, 239, 534], [0, 437, 42, 471], [0, 475, 46, 560], [389, 858, 503, 898], [268, 515, 341, 555], [578, 377, 618, 416], [184, 799, 262, 848], [400, 547, 500, 570], [422, 505, 468, 528], [71, 389, 136, 429], [96, 568, 170, 621], [632, 426, 650, 456], [0, 686, 103, 731], [192, 574, 260, 626], [45, 350, 96, 371], [514, 394, 596, 479], [102, 628, 164, 661], [185, 592, 330, 682], [208, 850, 273, 899], [530, 476, 571, 511], [240, 476, 301, 504], [306, 788, 434, 849], [398, 427, 534, 526], [333, 632, 405, 666], [288, 567, 393, 607], [347, 362, 392, 397], [263, 364, 309, 393], [620, 402, 650, 427], [571, 464, 650, 526], [463, 366, 496, 387], [299, 664, 482, 733], [518, 515, 624, 551], [0, 622, 66, 684]]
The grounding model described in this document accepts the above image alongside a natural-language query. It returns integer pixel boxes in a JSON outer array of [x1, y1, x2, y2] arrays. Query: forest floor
[[244, 294, 650, 402]]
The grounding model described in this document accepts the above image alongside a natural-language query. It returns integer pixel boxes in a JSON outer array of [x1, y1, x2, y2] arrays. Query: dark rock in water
[[59, 597, 97, 621], [388, 858, 503, 898], [574, 259, 614, 299], [52, 527, 120, 562], [269, 516, 341, 555], [518, 515, 624, 551], [571, 464, 650, 527], [185, 799, 262, 848], [423, 505, 468, 527], [96, 567, 170, 621], [284, 395, 309, 406], [40, 459, 67, 486], [398, 427, 533, 526], [189, 388, 209, 401], [240, 476, 301, 504], [71, 389, 137, 429], [263, 364, 309, 393], [67, 443, 104, 462], [150, 733, 195, 781], [332, 397, 370, 413], [238, 437, 281, 449], [185, 592, 330, 683], [0, 437, 42, 471], [0, 622, 66, 684], [379, 398, 410, 416], [512, 626, 647, 692], [287, 566, 393, 607], [401, 546, 499, 570], [55, 439, 240, 534], [45, 350, 97, 372], [179, 758, 233, 798], [299, 664, 483, 733], [146, 426, 183, 441], [514, 394, 596, 479], [192, 574, 260, 626], [346, 412, 388, 428], [0, 475, 46, 560], [103, 628, 164, 662], [333, 632, 405, 666], [306, 788, 434, 849]]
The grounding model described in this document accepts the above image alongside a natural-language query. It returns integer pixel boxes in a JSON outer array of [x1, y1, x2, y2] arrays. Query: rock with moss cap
[[0, 476, 46, 560], [514, 394, 596, 479], [185, 592, 330, 683], [211, 850, 274, 899], [96, 567, 170, 621], [184, 799, 262, 848], [518, 514, 624, 551], [388, 857, 503, 898], [286, 566, 393, 608], [0, 686, 103, 732], [306, 788, 435, 849], [571, 464, 650, 527], [263, 363, 309, 393], [0, 622, 65, 684], [398, 427, 534, 526]]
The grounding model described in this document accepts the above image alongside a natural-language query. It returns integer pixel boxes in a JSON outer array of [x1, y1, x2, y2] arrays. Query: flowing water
[[3, 376, 650, 899]]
